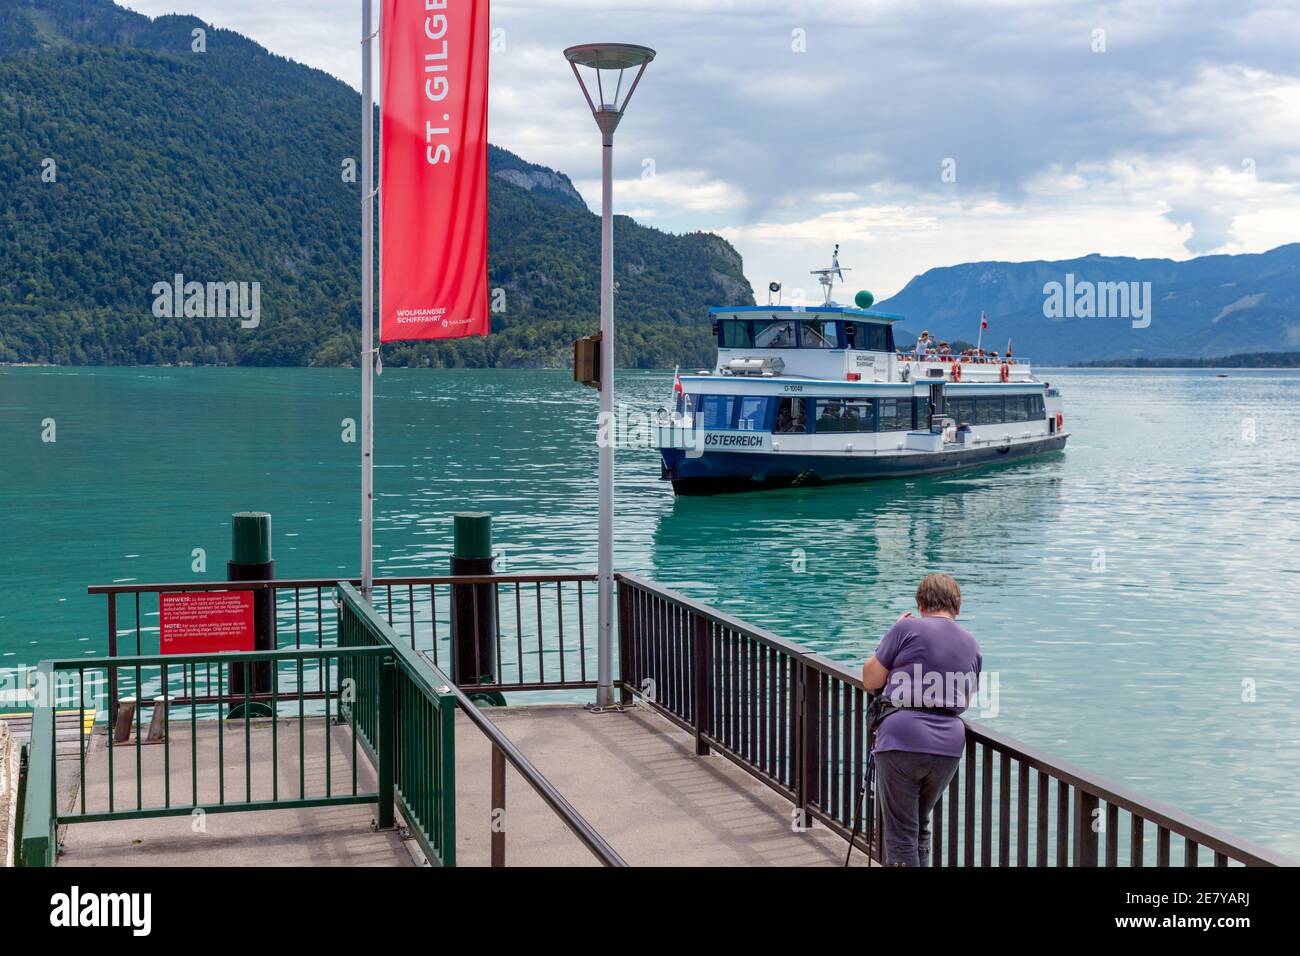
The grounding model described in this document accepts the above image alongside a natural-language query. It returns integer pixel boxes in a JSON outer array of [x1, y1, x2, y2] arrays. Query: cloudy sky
[[122, 0, 1300, 300]]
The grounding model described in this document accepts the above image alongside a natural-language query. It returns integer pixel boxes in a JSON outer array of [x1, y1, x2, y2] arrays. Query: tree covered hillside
[[0, 0, 752, 368]]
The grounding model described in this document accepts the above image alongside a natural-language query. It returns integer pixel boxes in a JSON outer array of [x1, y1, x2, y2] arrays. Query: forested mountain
[[0, 0, 752, 368], [878, 244, 1300, 364]]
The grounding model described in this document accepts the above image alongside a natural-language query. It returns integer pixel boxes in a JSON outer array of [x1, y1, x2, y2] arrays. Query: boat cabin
[[711, 305, 901, 381]]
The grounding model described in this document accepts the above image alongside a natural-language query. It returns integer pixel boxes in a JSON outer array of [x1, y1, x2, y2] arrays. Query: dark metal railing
[[615, 572, 1292, 867]]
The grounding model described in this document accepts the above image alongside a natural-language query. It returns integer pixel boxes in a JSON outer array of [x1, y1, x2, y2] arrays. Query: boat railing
[[898, 353, 1030, 365], [613, 571, 1292, 867]]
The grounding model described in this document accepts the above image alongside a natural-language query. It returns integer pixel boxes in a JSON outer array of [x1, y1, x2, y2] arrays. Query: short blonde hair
[[916, 573, 961, 615]]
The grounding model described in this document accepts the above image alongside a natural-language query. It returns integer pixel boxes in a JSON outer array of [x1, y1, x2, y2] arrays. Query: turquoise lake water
[[1, 365, 1298, 855]]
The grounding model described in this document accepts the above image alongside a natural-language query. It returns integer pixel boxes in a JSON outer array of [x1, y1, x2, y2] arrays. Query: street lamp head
[[564, 43, 656, 140]]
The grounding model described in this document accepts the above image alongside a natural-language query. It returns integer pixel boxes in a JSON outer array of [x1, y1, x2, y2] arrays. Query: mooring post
[[228, 512, 274, 718], [450, 513, 499, 701]]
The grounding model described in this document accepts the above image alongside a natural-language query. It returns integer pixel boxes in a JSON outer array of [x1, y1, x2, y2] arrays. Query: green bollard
[[450, 513, 505, 706], [227, 512, 275, 719]]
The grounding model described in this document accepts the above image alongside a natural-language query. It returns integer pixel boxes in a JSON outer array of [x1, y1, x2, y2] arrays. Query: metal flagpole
[[360, 0, 375, 599]]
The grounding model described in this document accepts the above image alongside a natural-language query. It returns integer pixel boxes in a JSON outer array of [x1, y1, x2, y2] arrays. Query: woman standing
[[861, 573, 982, 866]]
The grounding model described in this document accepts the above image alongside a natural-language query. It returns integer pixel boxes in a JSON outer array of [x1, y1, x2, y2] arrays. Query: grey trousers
[[874, 750, 962, 867]]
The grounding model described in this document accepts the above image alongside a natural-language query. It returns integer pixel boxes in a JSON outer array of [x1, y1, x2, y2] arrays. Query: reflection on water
[[1, 365, 1298, 855]]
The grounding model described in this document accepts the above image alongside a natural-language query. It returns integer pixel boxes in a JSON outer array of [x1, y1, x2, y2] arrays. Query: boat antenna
[[810, 243, 849, 306]]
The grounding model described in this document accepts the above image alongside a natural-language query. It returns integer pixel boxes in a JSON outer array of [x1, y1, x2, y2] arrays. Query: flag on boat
[[673, 367, 684, 395], [379, 0, 490, 342], [980, 311, 989, 330]]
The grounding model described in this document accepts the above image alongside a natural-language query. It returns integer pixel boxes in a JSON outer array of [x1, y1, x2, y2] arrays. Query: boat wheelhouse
[[656, 254, 1068, 495]]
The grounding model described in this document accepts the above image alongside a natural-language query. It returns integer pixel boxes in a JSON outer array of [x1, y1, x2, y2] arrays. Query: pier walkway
[[454, 705, 861, 866], [50, 706, 860, 867], [14, 570, 1292, 868]]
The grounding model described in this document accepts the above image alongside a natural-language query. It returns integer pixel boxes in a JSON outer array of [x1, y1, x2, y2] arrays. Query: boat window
[[946, 396, 975, 425], [699, 395, 737, 429], [814, 398, 874, 433], [755, 319, 798, 349], [774, 397, 811, 433], [914, 396, 930, 430], [718, 319, 754, 348], [736, 395, 771, 431], [975, 397, 1004, 425], [800, 320, 840, 349], [877, 397, 913, 432], [845, 321, 891, 352], [1005, 395, 1031, 422], [1029, 394, 1046, 419]]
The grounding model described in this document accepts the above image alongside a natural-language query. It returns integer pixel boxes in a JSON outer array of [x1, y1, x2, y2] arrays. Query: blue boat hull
[[661, 434, 1068, 495]]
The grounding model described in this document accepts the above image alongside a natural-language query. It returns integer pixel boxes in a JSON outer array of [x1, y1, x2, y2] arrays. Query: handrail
[[615, 571, 1295, 867], [46, 646, 391, 670], [434, 656, 628, 868], [88, 572, 596, 594], [336, 583, 626, 867]]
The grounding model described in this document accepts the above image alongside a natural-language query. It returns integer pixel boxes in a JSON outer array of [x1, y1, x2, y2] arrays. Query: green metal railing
[[89, 572, 600, 718], [21, 575, 623, 867], [19, 646, 393, 867], [335, 582, 624, 867], [337, 583, 457, 866]]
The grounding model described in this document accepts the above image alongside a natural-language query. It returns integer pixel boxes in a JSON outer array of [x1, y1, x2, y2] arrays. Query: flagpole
[[360, 0, 375, 599]]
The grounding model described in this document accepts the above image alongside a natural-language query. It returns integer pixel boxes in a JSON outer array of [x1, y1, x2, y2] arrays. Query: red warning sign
[[159, 591, 255, 655]]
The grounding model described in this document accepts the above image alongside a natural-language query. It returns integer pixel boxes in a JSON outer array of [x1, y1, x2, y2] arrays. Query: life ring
[[1000, 363, 1010, 383], [1056, 412, 1064, 430], [951, 362, 961, 382]]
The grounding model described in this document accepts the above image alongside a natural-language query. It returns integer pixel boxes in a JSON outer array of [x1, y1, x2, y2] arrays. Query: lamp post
[[564, 43, 655, 709]]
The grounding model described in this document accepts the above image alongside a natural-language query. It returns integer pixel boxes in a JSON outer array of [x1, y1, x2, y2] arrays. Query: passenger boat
[[656, 250, 1069, 495]]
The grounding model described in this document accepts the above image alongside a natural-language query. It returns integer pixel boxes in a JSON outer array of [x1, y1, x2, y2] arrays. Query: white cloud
[[118, 0, 1300, 300], [575, 169, 746, 214]]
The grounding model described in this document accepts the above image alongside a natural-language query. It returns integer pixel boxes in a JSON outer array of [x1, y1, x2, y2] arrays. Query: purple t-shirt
[[872, 615, 981, 757]]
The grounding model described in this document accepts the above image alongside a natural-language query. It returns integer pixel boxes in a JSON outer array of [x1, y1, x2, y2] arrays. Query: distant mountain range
[[877, 244, 1300, 364], [0, 0, 752, 369]]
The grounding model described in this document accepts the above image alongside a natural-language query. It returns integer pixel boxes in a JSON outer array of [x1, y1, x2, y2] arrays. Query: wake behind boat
[[656, 249, 1069, 495]]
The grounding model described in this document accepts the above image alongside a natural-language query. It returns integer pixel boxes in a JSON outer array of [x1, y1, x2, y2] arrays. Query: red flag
[[380, 0, 490, 342], [673, 367, 684, 394], [980, 311, 988, 330]]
